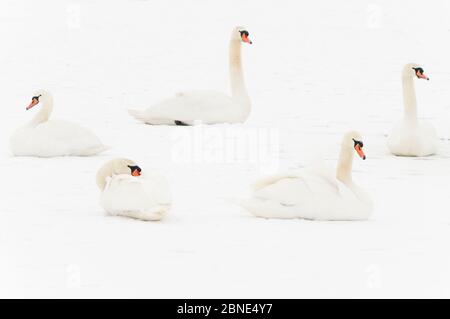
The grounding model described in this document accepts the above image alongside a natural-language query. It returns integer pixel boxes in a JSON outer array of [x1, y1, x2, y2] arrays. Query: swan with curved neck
[[96, 158, 142, 190], [27, 90, 54, 126], [97, 158, 171, 221], [241, 131, 372, 221], [229, 29, 251, 116], [10, 89, 108, 157], [128, 26, 252, 125], [387, 63, 437, 156]]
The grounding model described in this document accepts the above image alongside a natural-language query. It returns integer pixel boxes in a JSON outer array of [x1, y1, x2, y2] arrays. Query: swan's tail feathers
[[80, 144, 111, 156], [115, 205, 170, 221], [128, 108, 178, 125], [240, 198, 298, 219], [98, 145, 111, 153], [128, 108, 147, 122]]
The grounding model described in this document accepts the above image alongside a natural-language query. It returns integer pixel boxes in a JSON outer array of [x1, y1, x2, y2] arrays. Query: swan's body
[[241, 132, 373, 221], [10, 90, 107, 157], [387, 120, 437, 156], [387, 63, 437, 156], [128, 26, 252, 125], [96, 158, 171, 221]]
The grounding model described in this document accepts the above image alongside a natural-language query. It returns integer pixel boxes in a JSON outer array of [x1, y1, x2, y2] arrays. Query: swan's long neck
[[29, 97, 53, 126], [402, 75, 417, 119], [229, 36, 250, 113], [96, 165, 112, 190], [336, 146, 354, 185]]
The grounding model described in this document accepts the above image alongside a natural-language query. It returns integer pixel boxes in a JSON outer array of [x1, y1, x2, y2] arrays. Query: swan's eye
[[413, 67, 424, 75], [128, 165, 141, 172], [239, 30, 252, 44], [239, 30, 249, 37], [32, 95, 40, 101], [353, 139, 363, 148]]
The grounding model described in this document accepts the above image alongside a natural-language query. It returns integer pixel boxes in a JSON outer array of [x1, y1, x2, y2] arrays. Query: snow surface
[[2, 0, 450, 298]]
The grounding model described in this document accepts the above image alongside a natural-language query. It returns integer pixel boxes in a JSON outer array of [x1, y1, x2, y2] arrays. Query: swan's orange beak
[[355, 144, 366, 160], [241, 34, 252, 44], [416, 71, 429, 80], [131, 169, 141, 177], [26, 98, 39, 110]]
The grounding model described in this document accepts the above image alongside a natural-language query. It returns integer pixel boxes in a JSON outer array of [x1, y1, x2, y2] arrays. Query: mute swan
[[96, 158, 171, 221], [241, 131, 373, 221], [387, 63, 437, 156], [128, 26, 252, 125], [10, 90, 108, 157]]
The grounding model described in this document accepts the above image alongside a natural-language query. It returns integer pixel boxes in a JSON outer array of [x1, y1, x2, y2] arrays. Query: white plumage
[[387, 63, 438, 156], [241, 131, 373, 221], [96, 158, 171, 221], [10, 89, 108, 157], [128, 26, 252, 125], [128, 91, 244, 125], [387, 120, 437, 156]]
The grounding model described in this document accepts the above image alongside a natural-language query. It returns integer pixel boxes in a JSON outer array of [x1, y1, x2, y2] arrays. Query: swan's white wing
[[251, 173, 300, 191], [10, 119, 107, 157], [129, 90, 239, 124], [100, 174, 171, 221], [140, 170, 172, 205], [305, 159, 339, 192], [243, 164, 371, 220], [387, 119, 437, 156], [252, 160, 338, 192], [419, 121, 438, 151], [243, 172, 324, 219]]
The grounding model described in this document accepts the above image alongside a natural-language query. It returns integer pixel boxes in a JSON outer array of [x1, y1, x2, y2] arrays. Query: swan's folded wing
[[103, 175, 156, 211], [104, 175, 143, 198], [251, 173, 300, 191], [108, 173, 172, 206], [31, 119, 105, 156], [304, 160, 339, 192], [140, 172, 172, 205], [110, 174, 141, 184], [138, 90, 234, 122], [252, 161, 338, 193]]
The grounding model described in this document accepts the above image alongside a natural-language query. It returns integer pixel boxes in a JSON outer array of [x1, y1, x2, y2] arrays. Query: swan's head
[[233, 26, 252, 44], [96, 158, 142, 190], [403, 63, 429, 81], [26, 89, 52, 110], [343, 131, 366, 160]]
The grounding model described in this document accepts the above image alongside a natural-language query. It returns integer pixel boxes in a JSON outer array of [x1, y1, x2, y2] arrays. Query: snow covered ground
[[2, 0, 450, 298]]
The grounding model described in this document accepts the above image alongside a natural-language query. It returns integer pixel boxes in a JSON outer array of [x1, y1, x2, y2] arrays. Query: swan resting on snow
[[128, 26, 252, 125], [96, 158, 171, 221], [387, 63, 437, 156], [241, 131, 373, 221], [10, 89, 108, 157]]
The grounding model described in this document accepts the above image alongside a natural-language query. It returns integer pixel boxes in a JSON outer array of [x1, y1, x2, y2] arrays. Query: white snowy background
[[1, 0, 450, 298]]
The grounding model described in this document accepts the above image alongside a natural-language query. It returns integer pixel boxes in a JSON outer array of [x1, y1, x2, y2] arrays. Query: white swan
[[387, 63, 437, 156], [10, 90, 108, 157], [241, 131, 373, 221], [128, 26, 252, 125], [96, 158, 171, 221]]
